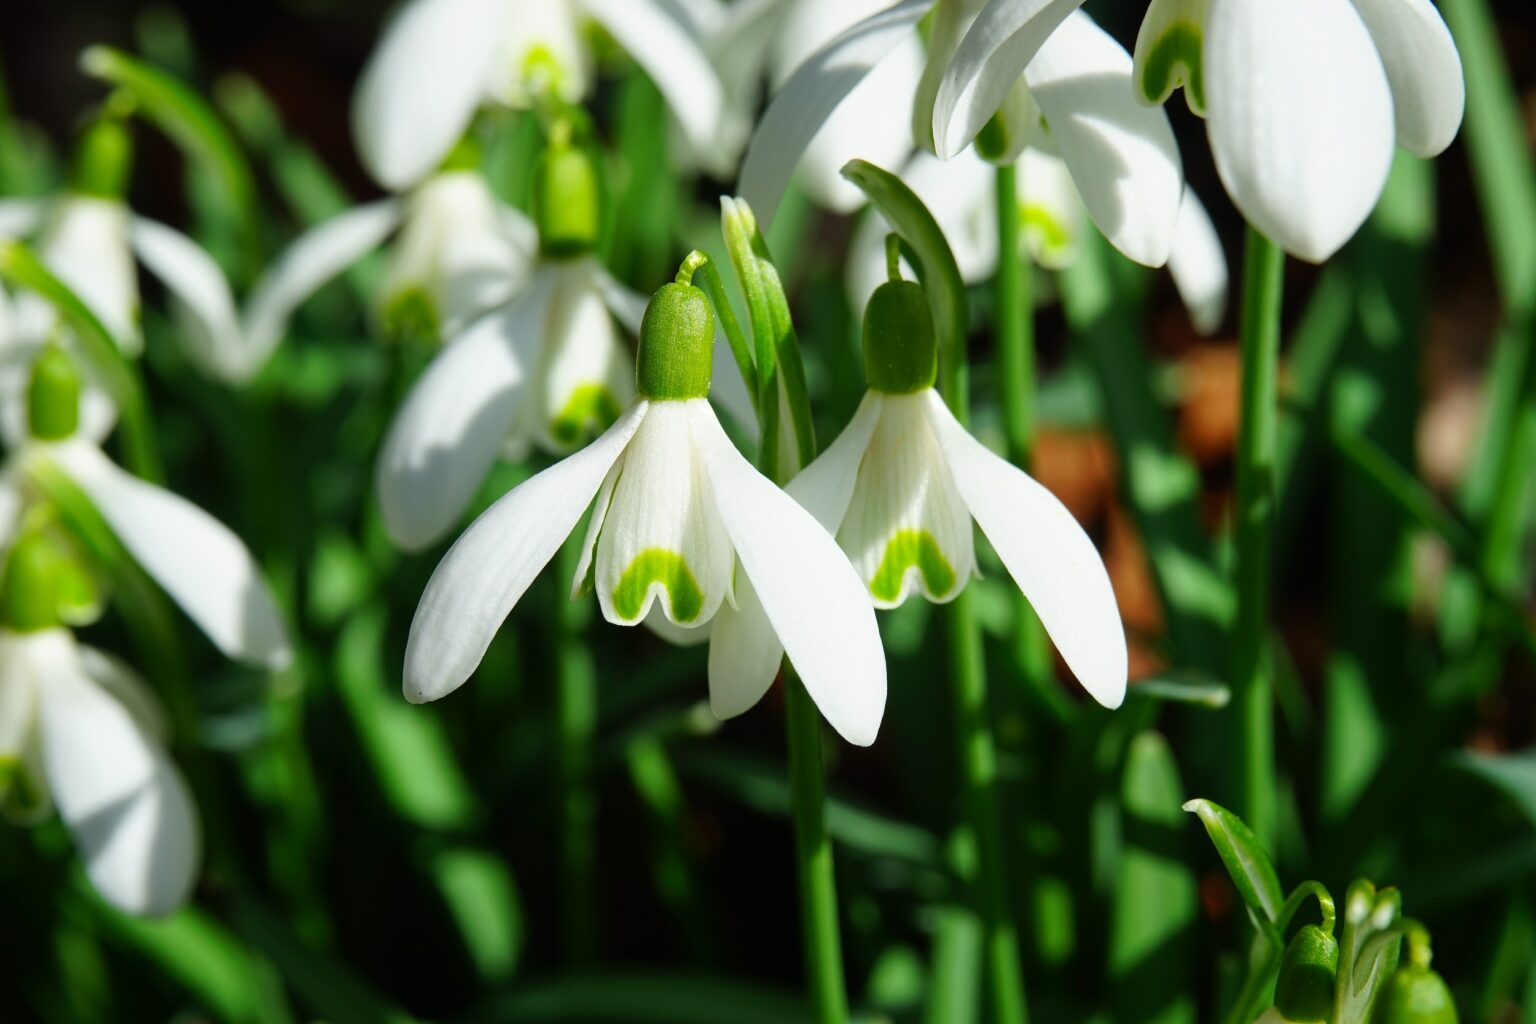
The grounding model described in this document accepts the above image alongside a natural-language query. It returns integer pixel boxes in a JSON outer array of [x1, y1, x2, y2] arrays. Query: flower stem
[[555, 534, 599, 964], [785, 670, 849, 1024], [1231, 226, 1285, 849]]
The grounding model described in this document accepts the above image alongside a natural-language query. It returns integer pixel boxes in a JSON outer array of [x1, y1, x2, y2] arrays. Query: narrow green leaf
[[477, 971, 808, 1023], [1182, 798, 1283, 921], [1451, 751, 1536, 828]]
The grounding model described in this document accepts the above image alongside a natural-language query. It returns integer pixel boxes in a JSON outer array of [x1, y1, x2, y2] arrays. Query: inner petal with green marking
[[1138, 20, 1206, 115], [870, 529, 957, 605], [549, 383, 621, 448], [611, 547, 705, 624]]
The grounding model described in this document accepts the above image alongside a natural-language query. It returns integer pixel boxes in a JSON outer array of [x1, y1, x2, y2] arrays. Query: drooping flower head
[[405, 256, 887, 745]]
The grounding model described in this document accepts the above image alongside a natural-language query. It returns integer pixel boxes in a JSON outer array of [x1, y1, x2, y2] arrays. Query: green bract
[[28, 344, 82, 441], [863, 279, 937, 395], [636, 280, 713, 402], [1275, 925, 1339, 1023], [535, 140, 600, 259]]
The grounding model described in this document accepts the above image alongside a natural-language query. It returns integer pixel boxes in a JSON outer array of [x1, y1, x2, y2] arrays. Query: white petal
[[707, 573, 781, 719], [1023, 11, 1183, 268], [376, 286, 545, 552], [128, 217, 244, 382], [688, 401, 886, 746], [241, 200, 404, 375], [923, 390, 1125, 707], [785, 390, 884, 531], [484, 0, 589, 108], [37, 197, 141, 355], [582, 0, 725, 153], [404, 400, 650, 703], [351, 0, 509, 190], [1017, 148, 1085, 270], [1349, 0, 1464, 157], [1204, 0, 1393, 263], [37, 635, 197, 916], [837, 392, 976, 607], [77, 645, 170, 743], [1167, 187, 1228, 335], [645, 605, 714, 647], [529, 262, 634, 455], [738, 0, 931, 228], [0, 198, 47, 238], [571, 457, 621, 599], [594, 401, 734, 627], [931, 0, 1086, 161], [45, 441, 293, 670]]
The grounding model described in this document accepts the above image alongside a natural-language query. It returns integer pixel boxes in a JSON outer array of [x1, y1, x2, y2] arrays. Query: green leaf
[[477, 971, 808, 1023], [1451, 751, 1536, 828], [1182, 798, 1283, 921]]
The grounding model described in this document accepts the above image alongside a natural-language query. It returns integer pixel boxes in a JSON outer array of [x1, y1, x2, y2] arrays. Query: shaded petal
[[1349, 0, 1463, 157], [646, 605, 714, 646], [241, 200, 403, 374], [376, 283, 548, 552], [128, 217, 244, 383], [785, 390, 884, 530], [38, 197, 141, 355], [738, 0, 931, 228], [0, 198, 47, 238], [77, 645, 170, 743], [1167, 186, 1228, 335], [707, 573, 781, 719], [38, 635, 198, 916], [1205, 0, 1393, 262], [689, 401, 886, 745], [1016, 147, 1085, 270], [923, 390, 1125, 707], [529, 262, 633, 454], [404, 400, 650, 703], [45, 441, 293, 670], [1024, 11, 1183, 267], [931, 0, 1086, 160], [351, 0, 509, 190], [582, 0, 725, 154]]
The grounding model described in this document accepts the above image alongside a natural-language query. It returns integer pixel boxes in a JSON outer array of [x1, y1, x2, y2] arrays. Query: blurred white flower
[[1131, 0, 1464, 262], [0, 626, 198, 916], [351, 0, 724, 191], [404, 281, 887, 746]]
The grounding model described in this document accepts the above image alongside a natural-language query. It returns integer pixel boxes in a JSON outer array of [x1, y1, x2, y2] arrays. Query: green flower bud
[[1375, 966, 1458, 1024], [864, 279, 937, 395], [73, 114, 133, 199], [637, 257, 714, 401], [28, 344, 81, 441], [1274, 925, 1340, 1024], [534, 137, 601, 259]]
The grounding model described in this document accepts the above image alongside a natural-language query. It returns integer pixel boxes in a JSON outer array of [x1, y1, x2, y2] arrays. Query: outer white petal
[[376, 284, 547, 552], [36, 197, 141, 355], [1349, 0, 1464, 157], [128, 217, 244, 383], [240, 200, 404, 376], [404, 400, 650, 703], [351, 0, 510, 190], [582, 0, 725, 154], [931, 0, 1087, 161], [37, 634, 198, 916], [738, 0, 931, 228], [0, 198, 47, 238], [45, 441, 293, 671], [1023, 12, 1182, 268], [593, 401, 734, 627], [1204, 0, 1393, 263], [922, 390, 1125, 707], [689, 402, 886, 746], [77, 646, 170, 743], [1167, 187, 1228, 335]]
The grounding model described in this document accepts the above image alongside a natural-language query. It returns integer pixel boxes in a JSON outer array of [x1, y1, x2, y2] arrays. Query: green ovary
[[869, 529, 956, 604], [550, 384, 621, 447], [1140, 23, 1205, 113], [612, 548, 705, 623], [382, 287, 439, 343]]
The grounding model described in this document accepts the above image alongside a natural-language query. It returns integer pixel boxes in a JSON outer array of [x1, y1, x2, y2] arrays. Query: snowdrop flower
[[351, 0, 724, 192], [239, 145, 537, 380], [722, 263, 1126, 709], [405, 263, 887, 745], [1132, 0, 1464, 261], [848, 148, 1229, 334], [0, 346, 292, 672], [741, 0, 1184, 270], [0, 115, 246, 385]]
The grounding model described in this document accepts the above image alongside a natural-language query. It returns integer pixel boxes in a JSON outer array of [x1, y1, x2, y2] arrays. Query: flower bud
[[534, 138, 600, 259], [28, 344, 81, 442], [72, 113, 133, 200], [863, 279, 937, 395], [637, 273, 713, 402], [1273, 925, 1340, 1024], [1374, 966, 1458, 1024]]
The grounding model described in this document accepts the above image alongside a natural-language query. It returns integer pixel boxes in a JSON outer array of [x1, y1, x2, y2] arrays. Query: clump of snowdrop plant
[[0, 345, 291, 915], [405, 255, 887, 745]]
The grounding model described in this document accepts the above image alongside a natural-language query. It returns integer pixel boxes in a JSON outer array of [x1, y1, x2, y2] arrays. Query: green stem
[[785, 672, 849, 1024], [1231, 227, 1285, 849], [555, 534, 598, 964]]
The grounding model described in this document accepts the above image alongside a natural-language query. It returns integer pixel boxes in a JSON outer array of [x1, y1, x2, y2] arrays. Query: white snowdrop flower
[[715, 269, 1127, 711], [350, 0, 724, 192], [405, 268, 887, 745], [0, 346, 292, 671], [847, 148, 1229, 334], [0, 622, 198, 917], [739, 0, 1184, 270], [1132, 0, 1464, 261]]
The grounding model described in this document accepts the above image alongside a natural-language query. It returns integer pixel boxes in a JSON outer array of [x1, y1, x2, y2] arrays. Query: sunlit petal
[[1349, 0, 1464, 157]]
